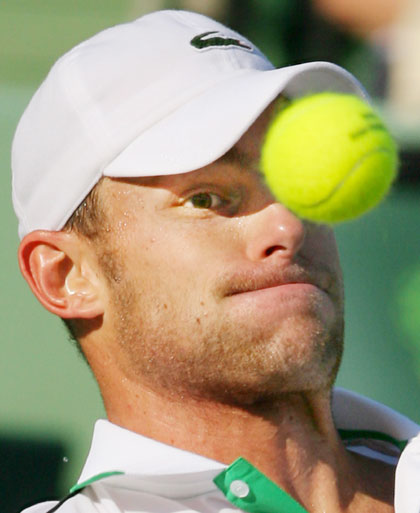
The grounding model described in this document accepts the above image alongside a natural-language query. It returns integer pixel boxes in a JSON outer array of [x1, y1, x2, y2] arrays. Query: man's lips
[[229, 278, 321, 296], [221, 265, 332, 298]]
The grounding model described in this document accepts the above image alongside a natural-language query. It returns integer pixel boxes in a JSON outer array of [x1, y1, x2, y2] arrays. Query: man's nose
[[245, 202, 305, 262]]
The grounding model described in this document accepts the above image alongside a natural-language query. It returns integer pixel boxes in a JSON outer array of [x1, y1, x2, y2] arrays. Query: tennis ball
[[260, 92, 398, 223]]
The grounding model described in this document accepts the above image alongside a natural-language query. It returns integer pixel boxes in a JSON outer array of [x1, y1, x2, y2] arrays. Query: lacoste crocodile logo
[[190, 31, 253, 51]]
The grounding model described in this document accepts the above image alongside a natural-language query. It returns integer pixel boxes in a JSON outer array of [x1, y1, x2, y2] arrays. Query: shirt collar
[[74, 388, 420, 512], [78, 387, 420, 484], [78, 418, 226, 484]]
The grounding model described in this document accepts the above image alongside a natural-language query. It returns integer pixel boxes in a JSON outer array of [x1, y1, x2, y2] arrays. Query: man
[[12, 9, 420, 513]]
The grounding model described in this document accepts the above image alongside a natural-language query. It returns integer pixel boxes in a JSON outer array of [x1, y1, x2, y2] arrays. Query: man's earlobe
[[18, 231, 104, 319]]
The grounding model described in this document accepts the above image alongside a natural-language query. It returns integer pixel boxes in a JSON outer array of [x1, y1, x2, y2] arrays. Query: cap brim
[[103, 61, 366, 178]]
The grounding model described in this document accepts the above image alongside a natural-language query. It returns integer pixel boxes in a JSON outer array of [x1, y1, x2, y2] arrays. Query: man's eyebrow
[[218, 146, 255, 168], [123, 175, 166, 186]]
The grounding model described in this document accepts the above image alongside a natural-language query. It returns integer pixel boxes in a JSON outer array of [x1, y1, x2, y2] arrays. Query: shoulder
[[332, 387, 420, 439]]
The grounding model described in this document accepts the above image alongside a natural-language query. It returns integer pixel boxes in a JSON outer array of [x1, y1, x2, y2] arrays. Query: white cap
[[12, 9, 367, 239]]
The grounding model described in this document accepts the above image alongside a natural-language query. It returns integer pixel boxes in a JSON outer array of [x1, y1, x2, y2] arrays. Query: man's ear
[[18, 230, 105, 319]]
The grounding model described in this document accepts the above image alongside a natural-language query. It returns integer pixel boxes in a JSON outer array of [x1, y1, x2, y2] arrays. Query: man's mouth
[[229, 278, 322, 297], [225, 266, 330, 298]]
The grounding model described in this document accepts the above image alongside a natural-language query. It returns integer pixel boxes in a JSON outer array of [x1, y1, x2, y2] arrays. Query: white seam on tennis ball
[[293, 147, 395, 208]]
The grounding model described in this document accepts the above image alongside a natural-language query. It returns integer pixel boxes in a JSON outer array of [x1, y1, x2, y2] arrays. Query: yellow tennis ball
[[260, 92, 398, 223]]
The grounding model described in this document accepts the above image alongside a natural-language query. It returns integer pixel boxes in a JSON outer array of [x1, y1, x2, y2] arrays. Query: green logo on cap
[[191, 31, 252, 51]]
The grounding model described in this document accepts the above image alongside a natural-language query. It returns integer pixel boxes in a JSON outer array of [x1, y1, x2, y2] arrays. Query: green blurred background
[[1, 0, 419, 511]]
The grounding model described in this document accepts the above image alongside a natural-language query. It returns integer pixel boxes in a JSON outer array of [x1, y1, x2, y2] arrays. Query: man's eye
[[184, 192, 224, 209]]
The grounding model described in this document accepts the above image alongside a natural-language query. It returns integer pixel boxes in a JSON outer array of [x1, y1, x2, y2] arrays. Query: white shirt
[[23, 388, 420, 513]]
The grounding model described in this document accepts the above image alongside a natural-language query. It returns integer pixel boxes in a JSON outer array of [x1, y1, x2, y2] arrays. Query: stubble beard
[[104, 253, 345, 407]]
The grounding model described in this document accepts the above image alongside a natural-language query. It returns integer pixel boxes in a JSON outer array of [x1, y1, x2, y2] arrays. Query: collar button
[[229, 479, 250, 498]]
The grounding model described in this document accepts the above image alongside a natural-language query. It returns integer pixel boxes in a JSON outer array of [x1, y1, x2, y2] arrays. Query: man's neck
[[103, 382, 394, 513]]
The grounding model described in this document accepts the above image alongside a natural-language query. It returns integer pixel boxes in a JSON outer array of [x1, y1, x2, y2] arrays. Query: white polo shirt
[[23, 388, 420, 513]]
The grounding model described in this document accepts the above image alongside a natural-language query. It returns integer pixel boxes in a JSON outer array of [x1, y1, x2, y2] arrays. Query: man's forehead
[[218, 145, 257, 169]]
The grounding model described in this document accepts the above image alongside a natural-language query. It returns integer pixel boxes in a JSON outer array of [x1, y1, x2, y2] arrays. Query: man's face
[[92, 107, 344, 405]]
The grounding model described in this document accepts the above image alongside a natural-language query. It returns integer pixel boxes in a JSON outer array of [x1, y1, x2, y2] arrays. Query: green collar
[[214, 457, 308, 513], [214, 429, 406, 513]]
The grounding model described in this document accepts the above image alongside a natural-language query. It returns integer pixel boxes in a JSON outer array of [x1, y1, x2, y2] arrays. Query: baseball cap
[[12, 9, 367, 239]]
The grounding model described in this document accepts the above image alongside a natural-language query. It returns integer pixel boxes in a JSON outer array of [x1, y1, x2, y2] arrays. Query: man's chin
[[177, 333, 343, 407]]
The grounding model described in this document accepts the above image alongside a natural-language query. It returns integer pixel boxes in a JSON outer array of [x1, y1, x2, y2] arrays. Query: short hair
[[63, 178, 105, 239]]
